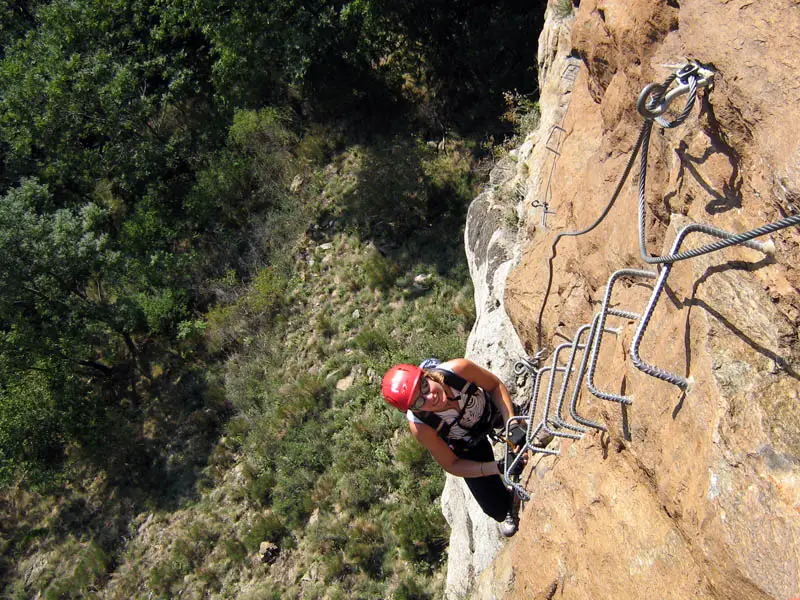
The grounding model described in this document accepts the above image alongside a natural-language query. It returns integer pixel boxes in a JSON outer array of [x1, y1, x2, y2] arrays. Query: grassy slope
[[2, 134, 483, 599]]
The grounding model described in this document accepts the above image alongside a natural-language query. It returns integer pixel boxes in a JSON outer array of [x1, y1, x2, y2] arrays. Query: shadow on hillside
[[32, 354, 228, 567], [101, 357, 229, 507], [322, 136, 475, 280]]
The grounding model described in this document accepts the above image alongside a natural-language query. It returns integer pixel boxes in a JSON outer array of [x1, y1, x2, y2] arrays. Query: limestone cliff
[[455, 1, 800, 598]]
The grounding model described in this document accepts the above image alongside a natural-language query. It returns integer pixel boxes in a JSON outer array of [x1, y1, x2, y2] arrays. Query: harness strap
[[416, 410, 452, 438], [435, 369, 480, 398], [414, 368, 495, 448]]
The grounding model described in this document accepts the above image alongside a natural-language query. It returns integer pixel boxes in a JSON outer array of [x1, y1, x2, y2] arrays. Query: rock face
[[455, 0, 800, 598], [440, 134, 529, 600]]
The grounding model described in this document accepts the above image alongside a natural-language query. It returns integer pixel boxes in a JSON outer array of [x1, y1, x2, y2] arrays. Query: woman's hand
[[496, 452, 527, 477]]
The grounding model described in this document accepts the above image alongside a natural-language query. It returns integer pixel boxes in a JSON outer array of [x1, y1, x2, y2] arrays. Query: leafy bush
[[41, 542, 110, 600], [344, 519, 386, 575], [354, 327, 394, 354], [555, 0, 575, 18], [0, 371, 65, 485], [229, 108, 295, 188], [271, 467, 318, 529], [243, 512, 286, 552], [246, 469, 277, 506], [392, 504, 448, 568], [363, 250, 400, 289], [502, 90, 541, 138], [224, 538, 248, 564], [395, 575, 435, 600], [248, 267, 289, 316]]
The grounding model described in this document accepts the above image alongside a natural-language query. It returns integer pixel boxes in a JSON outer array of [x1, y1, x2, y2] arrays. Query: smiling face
[[410, 376, 451, 412]]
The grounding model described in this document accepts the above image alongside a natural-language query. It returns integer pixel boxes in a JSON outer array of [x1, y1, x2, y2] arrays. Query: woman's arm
[[408, 420, 499, 478], [441, 358, 514, 423]]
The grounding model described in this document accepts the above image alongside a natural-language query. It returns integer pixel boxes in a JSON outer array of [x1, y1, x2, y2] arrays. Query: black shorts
[[455, 437, 512, 522]]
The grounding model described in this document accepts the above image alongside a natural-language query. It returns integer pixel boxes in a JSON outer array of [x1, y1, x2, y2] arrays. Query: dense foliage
[[0, 0, 544, 597]]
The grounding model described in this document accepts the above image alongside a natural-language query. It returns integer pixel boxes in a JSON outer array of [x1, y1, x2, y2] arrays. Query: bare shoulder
[[442, 358, 500, 390], [438, 358, 471, 372]]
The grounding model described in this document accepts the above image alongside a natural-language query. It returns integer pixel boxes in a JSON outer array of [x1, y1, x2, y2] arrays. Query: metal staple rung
[[541, 205, 557, 229], [550, 417, 587, 433], [503, 416, 532, 501], [630, 222, 775, 390], [568, 318, 608, 432], [526, 422, 560, 456], [586, 269, 657, 405], [539, 344, 582, 440], [546, 125, 567, 155], [562, 63, 580, 83], [608, 308, 640, 320]]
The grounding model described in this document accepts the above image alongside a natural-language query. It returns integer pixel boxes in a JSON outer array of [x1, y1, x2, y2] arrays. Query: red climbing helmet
[[381, 364, 423, 411]]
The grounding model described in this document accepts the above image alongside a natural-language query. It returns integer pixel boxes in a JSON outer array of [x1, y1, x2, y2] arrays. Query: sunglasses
[[410, 377, 430, 410]]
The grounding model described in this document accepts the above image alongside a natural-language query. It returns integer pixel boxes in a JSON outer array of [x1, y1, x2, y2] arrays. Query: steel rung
[[586, 269, 657, 405]]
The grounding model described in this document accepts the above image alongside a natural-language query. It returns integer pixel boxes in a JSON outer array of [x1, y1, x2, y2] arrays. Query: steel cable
[[535, 123, 649, 349]]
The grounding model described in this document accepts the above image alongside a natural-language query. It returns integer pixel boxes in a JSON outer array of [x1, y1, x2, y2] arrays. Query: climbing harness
[[504, 60, 800, 500], [413, 367, 501, 454]]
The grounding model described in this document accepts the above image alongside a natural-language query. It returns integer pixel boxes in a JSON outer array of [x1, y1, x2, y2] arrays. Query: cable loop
[[636, 82, 669, 119], [636, 61, 713, 125]]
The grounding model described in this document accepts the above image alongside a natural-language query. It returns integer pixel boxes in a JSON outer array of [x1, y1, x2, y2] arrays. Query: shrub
[[240, 583, 284, 600], [295, 124, 336, 167], [421, 142, 475, 221], [224, 538, 248, 564], [243, 512, 286, 552], [316, 313, 336, 338], [344, 519, 385, 575], [149, 556, 185, 597], [354, 328, 393, 354], [362, 250, 399, 290], [395, 575, 434, 600], [185, 151, 254, 229], [392, 504, 448, 568], [248, 267, 289, 316], [41, 542, 110, 600], [322, 553, 346, 582], [394, 433, 430, 475], [0, 371, 65, 485], [246, 470, 276, 506], [502, 90, 541, 138], [204, 302, 245, 354], [270, 468, 317, 529], [228, 107, 295, 187], [554, 0, 574, 18]]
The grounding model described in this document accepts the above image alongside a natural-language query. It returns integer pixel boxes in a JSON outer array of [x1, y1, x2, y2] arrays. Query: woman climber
[[381, 358, 524, 537]]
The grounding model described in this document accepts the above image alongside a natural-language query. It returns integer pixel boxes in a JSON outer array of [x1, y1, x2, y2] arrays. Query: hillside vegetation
[[0, 1, 544, 597]]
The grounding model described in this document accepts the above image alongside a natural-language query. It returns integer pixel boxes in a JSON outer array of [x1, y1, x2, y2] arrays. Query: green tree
[[0, 179, 118, 376], [0, 1, 39, 57], [0, 0, 222, 200]]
